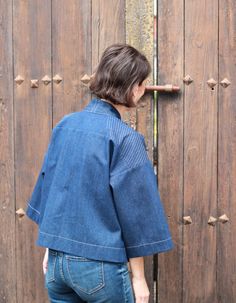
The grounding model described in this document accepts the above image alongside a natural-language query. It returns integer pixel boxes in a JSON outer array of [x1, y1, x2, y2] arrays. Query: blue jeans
[[45, 248, 135, 302]]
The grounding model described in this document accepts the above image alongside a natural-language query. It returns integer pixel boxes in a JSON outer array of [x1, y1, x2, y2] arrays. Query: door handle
[[145, 84, 180, 93], [80, 73, 180, 93]]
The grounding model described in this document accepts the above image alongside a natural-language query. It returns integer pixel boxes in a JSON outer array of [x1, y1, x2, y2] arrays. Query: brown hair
[[89, 43, 151, 107]]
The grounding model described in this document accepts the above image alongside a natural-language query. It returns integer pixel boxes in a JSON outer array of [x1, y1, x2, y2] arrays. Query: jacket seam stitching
[[83, 109, 121, 120], [126, 237, 172, 249], [55, 126, 110, 140], [110, 159, 151, 178], [39, 230, 125, 250], [27, 203, 40, 214]]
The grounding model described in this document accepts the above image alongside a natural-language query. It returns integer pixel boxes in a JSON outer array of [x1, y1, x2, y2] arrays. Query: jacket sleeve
[[110, 132, 174, 259], [26, 151, 48, 225]]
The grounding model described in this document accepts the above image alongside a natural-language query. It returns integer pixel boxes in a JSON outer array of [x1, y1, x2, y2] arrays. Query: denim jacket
[[26, 97, 174, 262]]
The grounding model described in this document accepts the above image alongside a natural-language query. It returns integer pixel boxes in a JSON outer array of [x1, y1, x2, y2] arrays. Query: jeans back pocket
[[66, 255, 105, 295], [45, 250, 57, 285]]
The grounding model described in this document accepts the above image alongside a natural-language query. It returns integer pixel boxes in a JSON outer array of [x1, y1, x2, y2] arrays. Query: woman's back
[[26, 44, 174, 303], [27, 98, 173, 264]]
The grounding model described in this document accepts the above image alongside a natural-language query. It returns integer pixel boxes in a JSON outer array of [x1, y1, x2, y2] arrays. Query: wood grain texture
[[13, 1, 52, 302], [126, 0, 154, 301], [0, 1, 16, 302], [183, 0, 218, 302], [92, 0, 125, 68], [156, 0, 184, 302], [218, 0, 236, 301], [3, 0, 235, 302], [52, 0, 92, 126], [126, 0, 154, 159], [91, 0, 125, 115]]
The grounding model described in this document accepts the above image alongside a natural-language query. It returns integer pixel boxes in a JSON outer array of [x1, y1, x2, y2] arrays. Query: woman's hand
[[128, 256, 150, 302], [131, 276, 150, 303], [43, 248, 49, 275]]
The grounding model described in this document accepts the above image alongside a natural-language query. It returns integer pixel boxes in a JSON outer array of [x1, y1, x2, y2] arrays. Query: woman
[[26, 43, 174, 303]]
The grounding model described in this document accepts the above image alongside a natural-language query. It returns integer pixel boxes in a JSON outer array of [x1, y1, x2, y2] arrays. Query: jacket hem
[[37, 230, 128, 263], [126, 237, 174, 258], [26, 203, 40, 224]]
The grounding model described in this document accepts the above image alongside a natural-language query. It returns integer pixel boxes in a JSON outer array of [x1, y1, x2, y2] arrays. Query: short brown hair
[[89, 43, 151, 107]]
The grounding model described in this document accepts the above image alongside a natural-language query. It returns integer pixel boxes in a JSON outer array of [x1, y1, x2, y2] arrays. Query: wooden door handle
[[145, 84, 180, 92]]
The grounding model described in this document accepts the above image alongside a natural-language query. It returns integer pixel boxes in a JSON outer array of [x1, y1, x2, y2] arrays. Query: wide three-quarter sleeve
[[26, 151, 48, 225], [110, 132, 174, 259]]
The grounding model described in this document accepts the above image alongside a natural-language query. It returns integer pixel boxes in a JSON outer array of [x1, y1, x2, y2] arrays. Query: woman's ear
[[132, 83, 139, 96]]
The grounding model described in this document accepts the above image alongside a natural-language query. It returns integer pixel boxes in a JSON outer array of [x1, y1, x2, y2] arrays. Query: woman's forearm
[[128, 256, 145, 278]]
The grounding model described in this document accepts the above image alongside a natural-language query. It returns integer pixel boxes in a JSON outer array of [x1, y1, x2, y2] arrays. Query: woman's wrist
[[128, 256, 145, 279]]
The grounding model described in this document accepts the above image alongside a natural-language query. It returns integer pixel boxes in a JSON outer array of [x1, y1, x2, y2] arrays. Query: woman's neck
[[100, 98, 128, 116]]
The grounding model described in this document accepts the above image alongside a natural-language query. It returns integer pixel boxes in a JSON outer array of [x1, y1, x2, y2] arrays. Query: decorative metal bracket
[[14, 75, 24, 85], [53, 74, 63, 84], [31, 79, 39, 88], [207, 78, 217, 89], [219, 214, 229, 223], [42, 75, 51, 85], [208, 216, 217, 226], [16, 208, 25, 218], [183, 74, 193, 85], [183, 216, 192, 225], [220, 78, 231, 88], [81, 74, 91, 85], [81, 73, 95, 86]]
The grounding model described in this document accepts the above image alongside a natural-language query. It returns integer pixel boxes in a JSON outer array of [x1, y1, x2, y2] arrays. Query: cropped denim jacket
[[26, 97, 174, 262]]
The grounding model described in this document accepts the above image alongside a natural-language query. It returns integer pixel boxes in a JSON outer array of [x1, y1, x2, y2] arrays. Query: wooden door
[[1, 0, 155, 302], [2, 0, 235, 302], [157, 0, 236, 302]]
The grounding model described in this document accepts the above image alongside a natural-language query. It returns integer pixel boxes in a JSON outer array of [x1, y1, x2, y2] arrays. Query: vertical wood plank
[[126, 0, 154, 158], [92, 0, 125, 68], [52, 0, 92, 126], [183, 1, 218, 302], [218, 0, 236, 301], [156, 0, 184, 302], [92, 0, 126, 120], [92, 0, 129, 132], [126, 1, 154, 302], [0, 1, 16, 302], [13, 1, 52, 301]]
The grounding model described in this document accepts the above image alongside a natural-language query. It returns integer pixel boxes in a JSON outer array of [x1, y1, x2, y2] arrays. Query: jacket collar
[[83, 98, 121, 120]]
